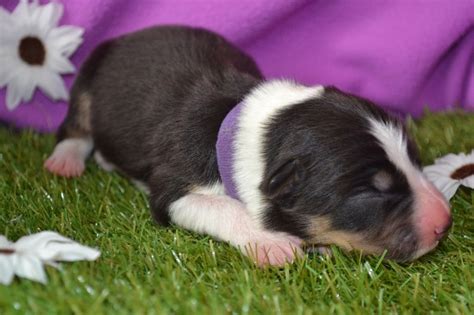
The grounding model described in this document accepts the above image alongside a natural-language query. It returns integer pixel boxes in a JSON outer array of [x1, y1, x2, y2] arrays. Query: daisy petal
[[21, 75, 37, 102], [12, 0, 28, 19], [50, 2, 64, 27], [424, 167, 460, 201], [44, 260, 61, 269], [0, 6, 12, 26], [436, 179, 460, 200], [0, 30, 19, 48], [47, 53, 76, 74], [41, 2, 63, 28], [5, 67, 37, 109], [11, 255, 47, 284], [461, 175, 474, 189], [423, 149, 474, 199], [37, 71, 69, 101], [39, 242, 100, 262], [15, 231, 69, 252], [6, 78, 24, 110], [0, 256, 15, 285], [435, 154, 464, 167], [28, 5, 42, 29], [15, 231, 100, 262], [0, 63, 15, 88], [424, 163, 454, 175], [0, 6, 10, 17], [0, 235, 13, 247], [48, 26, 84, 57], [35, 2, 63, 34]]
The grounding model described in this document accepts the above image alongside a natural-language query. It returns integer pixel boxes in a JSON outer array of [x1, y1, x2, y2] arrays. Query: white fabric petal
[[36, 71, 69, 101], [14, 231, 69, 252], [424, 164, 453, 177], [12, 0, 28, 19], [435, 153, 464, 165], [0, 49, 23, 86], [434, 178, 460, 200], [5, 67, 38, 110], [459, 150, 474, 188], [14, 231, 100, 262], [0, 32, 15, 44], [0, 256, 15, 285], [461, 175, 474, 188], [0, 60, 16, 88], [14, 67, 36, 102], [0, 6, 13, 28], [6, 76, 24, 110], [423, 149, 474, 200], [0, 235, 13, 247], [49, 2, 64, 27], [1, 231, 101, 285], [43, 260, 61, 269], [48, 26, 84, 57], [39, 242, 101, 262], [36, 2, 63, 32], [0, 24, 16, 40], [0, 6, 10, 18], [424, 165, 460, 200], [30, 2, 63, 37], [28, 4, 42, 29], [21, 73, 37, 102], [11, 254, 47, 284], [46, 52, 76, 74]]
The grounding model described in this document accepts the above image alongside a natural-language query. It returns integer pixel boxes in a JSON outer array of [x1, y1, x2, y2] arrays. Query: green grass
[[0, 111, 473, 315]]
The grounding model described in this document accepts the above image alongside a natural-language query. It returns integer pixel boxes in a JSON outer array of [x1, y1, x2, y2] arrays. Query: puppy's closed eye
[[372, 170, 393, 192]]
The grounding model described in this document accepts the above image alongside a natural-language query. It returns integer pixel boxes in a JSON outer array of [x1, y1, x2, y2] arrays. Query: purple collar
[[216, 101, 246, 200]]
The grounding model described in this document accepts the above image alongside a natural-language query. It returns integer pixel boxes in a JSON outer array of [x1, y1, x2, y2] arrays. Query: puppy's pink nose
[[434, 216, 452, 241], [415, 178, 452, 249]]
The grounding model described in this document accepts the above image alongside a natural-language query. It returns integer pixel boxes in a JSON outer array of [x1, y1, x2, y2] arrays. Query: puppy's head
[[256, 86, 451, 261]]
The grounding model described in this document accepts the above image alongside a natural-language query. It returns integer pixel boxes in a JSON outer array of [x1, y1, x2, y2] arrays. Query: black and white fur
[[45, 26, 451, 265]]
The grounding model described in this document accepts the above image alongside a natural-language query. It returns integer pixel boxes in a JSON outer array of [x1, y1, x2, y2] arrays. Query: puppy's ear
[[262, 159, 306, 207]]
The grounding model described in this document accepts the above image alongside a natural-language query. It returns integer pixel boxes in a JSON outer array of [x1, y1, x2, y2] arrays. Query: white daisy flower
[[424, 149, 474, 200], [0, 231, 100, 285], [0, 0, 84, 110]]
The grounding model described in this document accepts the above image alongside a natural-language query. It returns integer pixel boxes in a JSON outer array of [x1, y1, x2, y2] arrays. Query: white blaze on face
[[368, 119, 417, 180], [368, 118, 451, 258], [233, 80, 324, 225]]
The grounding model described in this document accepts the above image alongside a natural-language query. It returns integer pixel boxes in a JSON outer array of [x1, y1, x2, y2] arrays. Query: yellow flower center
[[18, 36, 46, 65], [0, 248, 15, 255], [451, 163, 474, 180]]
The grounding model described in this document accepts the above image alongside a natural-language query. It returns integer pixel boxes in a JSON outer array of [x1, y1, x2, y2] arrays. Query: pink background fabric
[[1, 0, 473, 132]]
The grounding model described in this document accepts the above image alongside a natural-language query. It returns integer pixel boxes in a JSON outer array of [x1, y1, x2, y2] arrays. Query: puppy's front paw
[[242, 232, 303, 267]]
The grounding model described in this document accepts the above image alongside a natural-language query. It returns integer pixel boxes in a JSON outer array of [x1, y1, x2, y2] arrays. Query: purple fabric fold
[[216, 102, 245, 201], [1, 0, 473, 132]]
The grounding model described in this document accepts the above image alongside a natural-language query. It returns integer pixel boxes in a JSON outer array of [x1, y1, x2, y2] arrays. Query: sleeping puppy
[[44, 26, 452, 266]]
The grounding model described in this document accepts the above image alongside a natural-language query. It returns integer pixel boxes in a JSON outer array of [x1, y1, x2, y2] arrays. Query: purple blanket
[[1, 0, 473, 132]]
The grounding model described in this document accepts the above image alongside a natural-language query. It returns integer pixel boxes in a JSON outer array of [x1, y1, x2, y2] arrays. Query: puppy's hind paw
[[44, 138, 92, 177], [44, 154, 85, 178]]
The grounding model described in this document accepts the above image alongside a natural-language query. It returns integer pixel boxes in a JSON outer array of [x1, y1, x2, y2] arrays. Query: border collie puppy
[[45, 26, 452, 266]]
